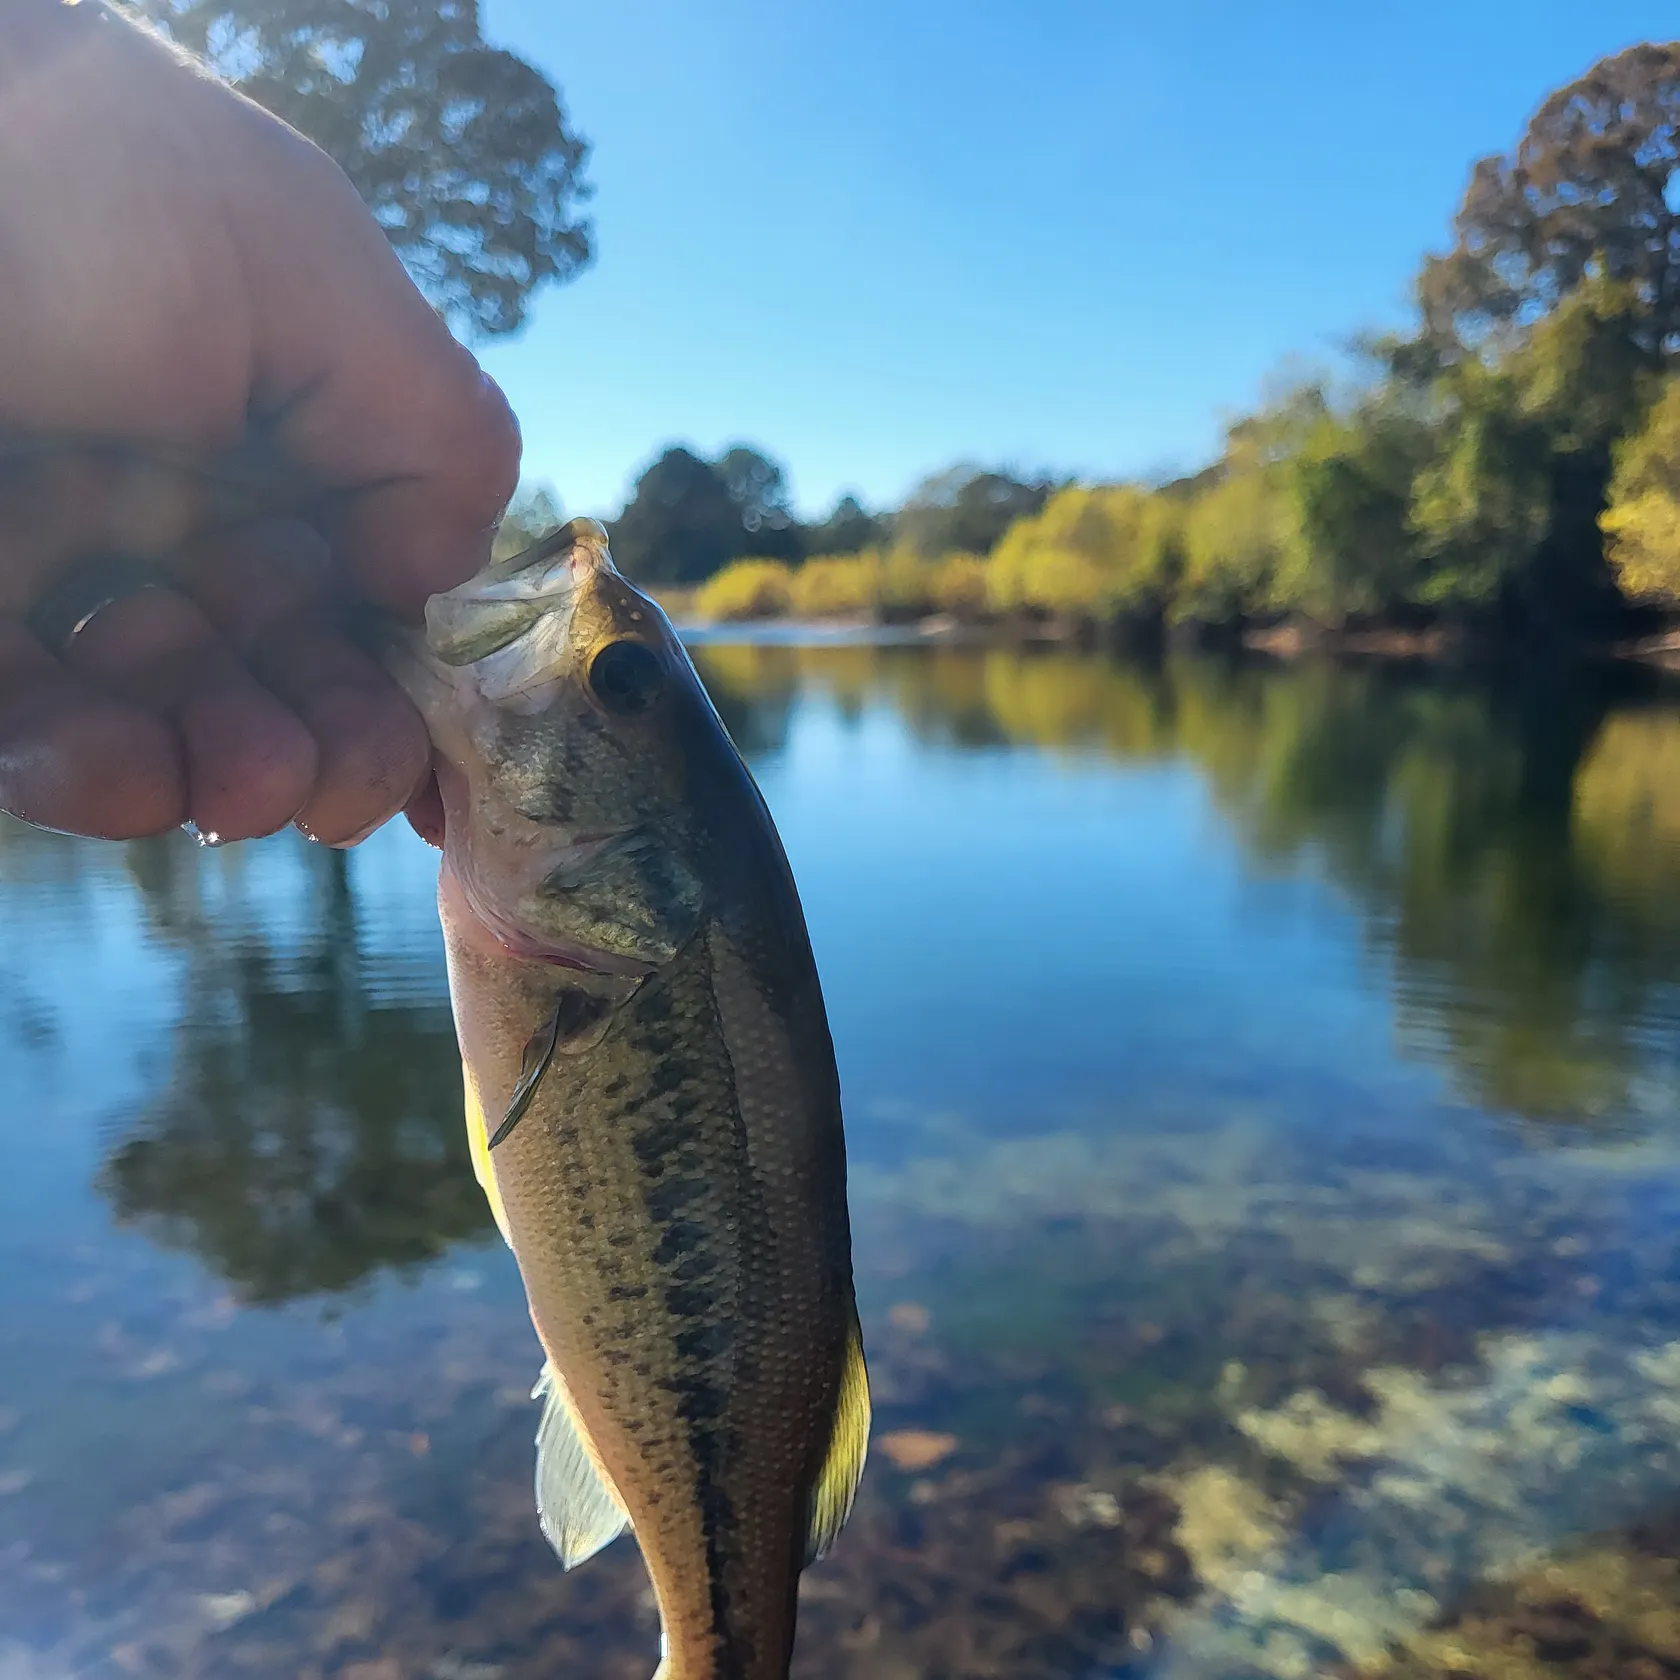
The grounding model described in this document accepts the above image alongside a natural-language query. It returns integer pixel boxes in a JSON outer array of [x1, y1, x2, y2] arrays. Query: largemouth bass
[[387, 518, 869, 1680]]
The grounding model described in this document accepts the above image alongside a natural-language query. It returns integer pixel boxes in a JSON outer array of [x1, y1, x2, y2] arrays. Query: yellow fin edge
[[463, 1064, 512, 1246], [805, 1309, 870, 1565]]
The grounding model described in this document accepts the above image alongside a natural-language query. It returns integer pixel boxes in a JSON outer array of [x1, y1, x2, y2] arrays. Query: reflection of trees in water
[[42, 642, 1680, 1307], [698, 639, 1680, 1134], [1185, 663, 1654, 1127], [101, 835, 494, 1305]]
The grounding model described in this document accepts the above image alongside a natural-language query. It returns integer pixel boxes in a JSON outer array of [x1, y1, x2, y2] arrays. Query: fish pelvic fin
[[534, 1361, 631, 1569], [805, 1308, 871, 1566], [462, 1065, 511, 1247]]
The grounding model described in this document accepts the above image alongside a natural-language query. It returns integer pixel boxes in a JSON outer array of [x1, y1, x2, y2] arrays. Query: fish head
[[385, 517, 712, 974]]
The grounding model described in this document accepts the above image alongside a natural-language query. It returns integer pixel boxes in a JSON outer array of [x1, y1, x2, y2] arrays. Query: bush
[[1602, 373, 1680, 607], [788, 553, 885, 618], [927, 553, 989, 619], [694, 559, 793, 621], [986, 485, 1180, 620]]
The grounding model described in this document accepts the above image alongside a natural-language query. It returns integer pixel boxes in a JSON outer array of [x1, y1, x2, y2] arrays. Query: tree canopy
[[609, 445, 801, 584], [894, 466, 1058, 558], [131, 0, 593, 338], [1420, 42, 1680, 354]]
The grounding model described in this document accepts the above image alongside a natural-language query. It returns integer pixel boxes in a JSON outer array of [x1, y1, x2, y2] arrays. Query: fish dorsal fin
[[462, 1065, 511, 1246], [805, 1310, 871, 1565], [533, 1362, 631, 1569]]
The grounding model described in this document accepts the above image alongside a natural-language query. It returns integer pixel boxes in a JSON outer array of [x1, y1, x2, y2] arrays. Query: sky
[[473, 0, 1679, 522]]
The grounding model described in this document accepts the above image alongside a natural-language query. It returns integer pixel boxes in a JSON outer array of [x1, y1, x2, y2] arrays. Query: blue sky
[[474, 0, 1677, 521]]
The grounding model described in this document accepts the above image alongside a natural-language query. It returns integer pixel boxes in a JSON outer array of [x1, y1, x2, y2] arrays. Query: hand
[[0, 2, 519, 844]]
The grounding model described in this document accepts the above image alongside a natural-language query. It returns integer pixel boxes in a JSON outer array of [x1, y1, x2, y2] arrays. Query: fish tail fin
[[804, 1306, 871, 1565], [533, 1361, 630, 1568]]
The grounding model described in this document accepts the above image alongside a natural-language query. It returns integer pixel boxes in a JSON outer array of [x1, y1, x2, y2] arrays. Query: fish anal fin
[[533, 1361, 630, 1569], [805, 1309, 871, 1566]]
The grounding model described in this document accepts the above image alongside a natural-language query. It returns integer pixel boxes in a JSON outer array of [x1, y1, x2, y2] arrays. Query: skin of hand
[[0, 0, 520, 845]]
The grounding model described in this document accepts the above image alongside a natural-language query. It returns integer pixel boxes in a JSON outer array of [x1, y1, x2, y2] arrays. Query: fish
[[385, 517, 869, 1680]]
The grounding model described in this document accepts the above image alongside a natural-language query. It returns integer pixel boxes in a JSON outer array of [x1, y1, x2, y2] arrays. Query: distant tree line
[[689, 42, 1680, 645], [594, 447, 1059, 586], [170, 6, 1680, 644]]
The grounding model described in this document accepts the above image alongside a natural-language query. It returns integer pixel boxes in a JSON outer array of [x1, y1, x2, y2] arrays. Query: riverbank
[[646, 591, 1680, 673]]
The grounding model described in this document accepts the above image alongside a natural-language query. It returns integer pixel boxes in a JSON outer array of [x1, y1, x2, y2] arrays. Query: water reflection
[[104, 839, 494, 1304], [694, 643, 1680, 1137]]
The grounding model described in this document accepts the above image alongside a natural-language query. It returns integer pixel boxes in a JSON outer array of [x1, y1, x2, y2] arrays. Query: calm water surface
[[5, 643, 1680, 1679]]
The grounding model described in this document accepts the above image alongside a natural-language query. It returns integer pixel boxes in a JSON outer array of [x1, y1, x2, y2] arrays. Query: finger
[[0, 617, 184, 838], [0, 445, 211, 613], [219, 112, 520, 611], [174, 521, 432, 846], [63, 585, 318, 843], [251, 625, 432, 846], [403, 772, 446, 850]]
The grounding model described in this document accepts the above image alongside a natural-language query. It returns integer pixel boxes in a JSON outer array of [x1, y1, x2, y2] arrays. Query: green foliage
[[788, 553, 886, 619], [806, 494, 885, 557], [610, 444, 799, 585], [986, 486, 1181, 620], [694, 559, 794, 621], [690, 547, 989, 625], [1602, 373, 1680, 605], [895, 467, 1057, 557], [1405, 365, 1551, 614], [1175, 465, 1290, 626], [133, 0, 593, 338], [927, 553, 989, 620], [1277, 413, 1425, 623]]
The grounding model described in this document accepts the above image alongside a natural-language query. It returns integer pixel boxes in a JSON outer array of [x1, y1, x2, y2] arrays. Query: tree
[[804, 493, 883, 557], [895, 466, 1057, 557], [102, 837, 495, 1304], [1278, 411, 1427, 624], [986, 484, 1180, 621], [1171, 389, 1327, 627], [609, 443, 799, 584], [1406, 366, 1552, 618], [1602, 371, 1680, 605], [719, 443, 796, 547], [1177, 465, 1290, 627], [131, 0, 593, 338], [1419, 42, 1680, 354]]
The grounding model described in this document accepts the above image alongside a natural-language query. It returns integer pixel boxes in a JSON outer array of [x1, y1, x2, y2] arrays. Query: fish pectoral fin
[[533, 1361, 630, 1569], [489, 1002, 568, 1149], [805, 1309, 871, 1566], [491, 989, 620, 1150]]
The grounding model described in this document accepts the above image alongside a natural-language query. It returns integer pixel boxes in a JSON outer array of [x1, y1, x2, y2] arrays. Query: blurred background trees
[[128, 0, 594, 338], [123, 9, 1680, 644], [673, 43, 1680, 641]]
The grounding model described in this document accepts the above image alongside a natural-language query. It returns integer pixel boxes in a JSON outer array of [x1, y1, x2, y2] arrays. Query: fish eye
[[588, 639, 666, 716]]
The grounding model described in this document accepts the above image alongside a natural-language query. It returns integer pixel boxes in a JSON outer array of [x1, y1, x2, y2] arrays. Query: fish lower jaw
[[439, 857, 653, 978]]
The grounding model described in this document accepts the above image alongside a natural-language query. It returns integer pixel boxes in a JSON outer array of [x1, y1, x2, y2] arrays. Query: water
[[5, 642, 1680, 1678]]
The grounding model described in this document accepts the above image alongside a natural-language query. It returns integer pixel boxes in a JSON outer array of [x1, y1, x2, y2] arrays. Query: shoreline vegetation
[[644, 577, 1680, 675], [588, 43, 1680, 674]]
